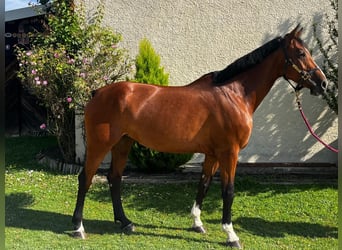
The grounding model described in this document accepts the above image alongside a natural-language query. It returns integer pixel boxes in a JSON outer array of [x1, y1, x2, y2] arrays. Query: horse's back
[[86, 81, 149, 116]]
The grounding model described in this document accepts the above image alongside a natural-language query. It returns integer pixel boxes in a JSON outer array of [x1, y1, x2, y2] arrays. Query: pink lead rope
[[295, 93, 338, 153]]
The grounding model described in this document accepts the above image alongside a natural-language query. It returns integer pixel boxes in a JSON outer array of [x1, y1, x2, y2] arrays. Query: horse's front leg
[[191, 155, 219, 233], [219, 150, 242, 249]]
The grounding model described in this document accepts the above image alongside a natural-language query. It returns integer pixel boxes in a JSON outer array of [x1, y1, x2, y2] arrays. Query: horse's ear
[[289, 24, 303, 38]]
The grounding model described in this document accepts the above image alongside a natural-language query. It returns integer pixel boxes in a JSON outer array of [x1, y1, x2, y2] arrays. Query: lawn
[[5, 136, 338, 249]]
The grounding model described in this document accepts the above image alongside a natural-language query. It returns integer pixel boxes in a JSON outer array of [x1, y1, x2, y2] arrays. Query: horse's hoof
[[72, 222, 86, 239], [192, 226, 206, 233], [72, 230, 86, 239], [226, 240, 242, 249], [121, 222, 135, 234]]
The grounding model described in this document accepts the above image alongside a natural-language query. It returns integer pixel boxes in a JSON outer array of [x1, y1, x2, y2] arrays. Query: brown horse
[[72, 25, 327, 248]]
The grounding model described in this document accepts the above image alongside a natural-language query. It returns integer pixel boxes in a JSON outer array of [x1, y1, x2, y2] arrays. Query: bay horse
[[72, 25, 327, 248]]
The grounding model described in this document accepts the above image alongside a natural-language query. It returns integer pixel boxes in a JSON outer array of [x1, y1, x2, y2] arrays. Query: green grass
[[5, 136, 338, 249]]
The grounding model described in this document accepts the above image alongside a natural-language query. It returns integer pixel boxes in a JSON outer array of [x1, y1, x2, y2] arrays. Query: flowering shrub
[[16, 1, 133, 162]]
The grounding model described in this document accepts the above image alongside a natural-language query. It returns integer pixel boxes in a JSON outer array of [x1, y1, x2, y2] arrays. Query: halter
[[281, 39, 338, 153], [281, 38, 320, 92]]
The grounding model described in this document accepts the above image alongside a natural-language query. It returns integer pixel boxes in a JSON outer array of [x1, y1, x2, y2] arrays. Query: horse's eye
[[298, 50, 306, 58]]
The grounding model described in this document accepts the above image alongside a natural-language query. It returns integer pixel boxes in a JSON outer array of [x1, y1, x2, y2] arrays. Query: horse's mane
[[212, 36, 283, 85]]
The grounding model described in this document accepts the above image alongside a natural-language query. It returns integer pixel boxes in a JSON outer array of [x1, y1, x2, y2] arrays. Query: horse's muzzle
[[310, 80, 328, 96]]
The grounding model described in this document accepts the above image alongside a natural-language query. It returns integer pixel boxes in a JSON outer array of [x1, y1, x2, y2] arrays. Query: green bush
[[129, 38, 193, 172], [135, 38, 169, 86], [129, 145, 194, 173]]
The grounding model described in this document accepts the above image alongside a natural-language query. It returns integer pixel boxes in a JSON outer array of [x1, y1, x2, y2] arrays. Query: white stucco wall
[[76, 0, 338, 164]]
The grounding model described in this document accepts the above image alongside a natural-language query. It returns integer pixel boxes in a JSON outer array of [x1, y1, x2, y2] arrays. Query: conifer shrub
[[135, 38, 169, 86], [129, 38, 193, 172]]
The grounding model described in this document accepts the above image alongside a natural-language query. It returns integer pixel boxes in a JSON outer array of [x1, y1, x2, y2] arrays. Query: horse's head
[[282, 25, 328, 96]]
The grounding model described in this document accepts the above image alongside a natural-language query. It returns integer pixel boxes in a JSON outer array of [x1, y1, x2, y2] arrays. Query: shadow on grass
[[206, 216, 337, 239], [5, 192, 119, 236], [235, 217, 337, 239]]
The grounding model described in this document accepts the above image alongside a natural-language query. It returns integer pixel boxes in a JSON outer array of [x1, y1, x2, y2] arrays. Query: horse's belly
[[126, 108, 213, 153], [128, 126, 202, 154]]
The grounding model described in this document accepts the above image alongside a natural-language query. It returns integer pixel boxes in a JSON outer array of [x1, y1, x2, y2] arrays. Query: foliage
[[129, 145, 194, 173], [36, 0, 50, 5], [129, 39, 192, 172], [313, 0, 338, 114], [15, 0, 133, 162], [135, 38, 169, 86]]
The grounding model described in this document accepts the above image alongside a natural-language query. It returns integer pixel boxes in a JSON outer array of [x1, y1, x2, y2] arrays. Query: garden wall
[[76, 0, 337, 164]]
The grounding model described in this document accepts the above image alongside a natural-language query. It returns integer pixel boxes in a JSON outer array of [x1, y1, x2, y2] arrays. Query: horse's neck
[[234, 50, 284, 113]]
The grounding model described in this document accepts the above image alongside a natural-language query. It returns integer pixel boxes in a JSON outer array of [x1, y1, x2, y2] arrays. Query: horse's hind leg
[[107, 135, 134, 232], [191, 155, 219, 233], [72, 143, 110, 239]]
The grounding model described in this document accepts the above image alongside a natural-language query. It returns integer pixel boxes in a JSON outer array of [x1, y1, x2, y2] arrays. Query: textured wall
[[77, 0, 337, 164]]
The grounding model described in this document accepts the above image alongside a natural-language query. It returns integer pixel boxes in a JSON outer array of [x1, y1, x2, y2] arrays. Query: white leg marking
[[191, 202, 203, 228], [74, 221, 86, 239], [222, 223, 239, 242]]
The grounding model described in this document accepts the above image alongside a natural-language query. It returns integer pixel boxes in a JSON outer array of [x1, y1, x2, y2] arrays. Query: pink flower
[[67, 58, 75, 64], [103, 76, 109, 81], [79, 72, 86, 78], [42, 80, 48, 85], [36, 80, 41, 85], [54, 53, 59, 58], [66, 97, 72, 103], [31, 69, 37, 75], [26, 51, 32, 56], [40, 123, 46, 130], [82, 58, 89, 64], [34, 76, 40, 81]]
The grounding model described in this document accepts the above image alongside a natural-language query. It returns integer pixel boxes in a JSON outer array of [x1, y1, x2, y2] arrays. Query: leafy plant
[[135, 38, 169, 86], [16, 0, 133, 162], [313, 0, 338, 114], [129, 38, 193, 172]]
